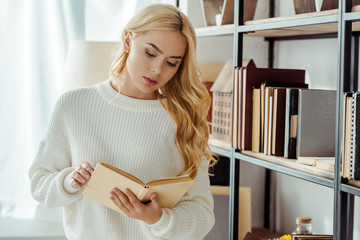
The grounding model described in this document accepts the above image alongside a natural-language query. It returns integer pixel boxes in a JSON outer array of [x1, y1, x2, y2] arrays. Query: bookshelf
[[189, 0, 360, 239]]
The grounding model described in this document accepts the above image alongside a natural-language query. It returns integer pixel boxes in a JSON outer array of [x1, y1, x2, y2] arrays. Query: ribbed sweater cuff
[[62, 167, 81, 194], [148, 209, 169, 231]]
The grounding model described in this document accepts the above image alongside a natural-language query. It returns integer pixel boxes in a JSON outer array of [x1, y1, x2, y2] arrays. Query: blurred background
[[1, 0, 360, 240]]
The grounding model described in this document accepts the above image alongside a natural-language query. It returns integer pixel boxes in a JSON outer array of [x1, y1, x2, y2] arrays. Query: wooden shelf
[[195, 24, 234, 37], [195, 8, 360, 39], [238, 151, 334, 188], [210, 185, 230, 195], [245, 21, 360, 38], [247, 9, 339, 25], [243, 9, 360, 38]]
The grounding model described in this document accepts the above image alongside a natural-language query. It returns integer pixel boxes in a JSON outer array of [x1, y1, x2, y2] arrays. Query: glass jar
[[292, 217, 313, 235]]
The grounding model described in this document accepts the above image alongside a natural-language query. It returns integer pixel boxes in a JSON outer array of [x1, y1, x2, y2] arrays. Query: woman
[[29, 3, 216, 240]]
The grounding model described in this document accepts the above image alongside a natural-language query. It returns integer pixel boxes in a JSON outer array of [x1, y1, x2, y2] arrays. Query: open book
[[82, 162, 194, 214]]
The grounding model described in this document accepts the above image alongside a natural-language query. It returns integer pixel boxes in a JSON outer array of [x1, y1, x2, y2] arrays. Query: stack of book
[[342, 92, 360, 182], [233, 66, 337, 163]]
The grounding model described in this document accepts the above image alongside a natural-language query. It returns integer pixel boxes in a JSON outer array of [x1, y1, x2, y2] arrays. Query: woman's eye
[[167, 61, 177, 67], [146, 50, 155, 57]]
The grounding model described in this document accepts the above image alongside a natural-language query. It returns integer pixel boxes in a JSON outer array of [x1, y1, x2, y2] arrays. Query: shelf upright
[[264, 0, 275, 230], [229, 1, 241, 239], [334, 0, 355, 239]]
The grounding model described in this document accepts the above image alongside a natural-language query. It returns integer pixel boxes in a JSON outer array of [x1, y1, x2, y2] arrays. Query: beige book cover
[[82, 163, 194, 214]]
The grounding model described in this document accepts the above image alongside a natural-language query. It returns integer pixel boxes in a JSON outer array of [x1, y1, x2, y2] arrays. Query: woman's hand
[[110, 188, 162, 225], [69, 161, 94, 189]]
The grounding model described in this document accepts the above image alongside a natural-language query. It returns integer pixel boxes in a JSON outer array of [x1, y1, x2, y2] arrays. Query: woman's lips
[[144, 76, 158, 86]]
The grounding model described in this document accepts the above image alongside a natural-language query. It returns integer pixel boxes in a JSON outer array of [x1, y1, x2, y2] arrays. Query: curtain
[[0, 0, 85, 221], [0, 0, 175, 223]]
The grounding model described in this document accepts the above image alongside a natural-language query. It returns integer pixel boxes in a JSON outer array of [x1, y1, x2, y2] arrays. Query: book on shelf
[[350, 92, 360, 180], [252, 87, 261, 152], [233, 59, 256, 149], [296, 89, 336, 158], [296, 157, 335, 172], [239, 67, 306, 151], [271, 88, 287, 156], [82, 162, 194, 214], [296, 156, 316, 166], [232, 66, 241, 148], [284, 89, 300, 159], [343, 93, 353, 179], [315, 157, 335, 172], [260, 81, 308, 155]]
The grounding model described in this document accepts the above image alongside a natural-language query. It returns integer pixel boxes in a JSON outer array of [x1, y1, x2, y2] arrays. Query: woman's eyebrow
[[146, 42, 182, 59]]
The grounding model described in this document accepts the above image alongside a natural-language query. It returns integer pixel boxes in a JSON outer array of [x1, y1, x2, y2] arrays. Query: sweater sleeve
[[148, 159, 215, 240], [29, 93, 82, 207]]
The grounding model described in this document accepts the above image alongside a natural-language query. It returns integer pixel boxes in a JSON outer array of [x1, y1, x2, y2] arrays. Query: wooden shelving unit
[[240, 151, 334, 183], [195, 24, 234, 37], [190, 1, 360, 239]]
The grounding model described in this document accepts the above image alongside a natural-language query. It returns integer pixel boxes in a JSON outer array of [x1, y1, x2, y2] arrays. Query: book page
[[101, 162, 144, 185], [146, 175, 192, 186], [142, 180, 194, 208]]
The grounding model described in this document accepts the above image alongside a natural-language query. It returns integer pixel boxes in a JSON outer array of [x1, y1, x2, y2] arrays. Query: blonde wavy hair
[[110, 4, 216, 179]]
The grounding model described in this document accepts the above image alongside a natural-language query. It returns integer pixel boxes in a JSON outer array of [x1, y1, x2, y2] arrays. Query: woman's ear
[[123, 31, 133, 53]]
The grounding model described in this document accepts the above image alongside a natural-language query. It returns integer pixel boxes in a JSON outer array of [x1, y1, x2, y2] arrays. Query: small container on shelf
[[292, 217, 313, 235]]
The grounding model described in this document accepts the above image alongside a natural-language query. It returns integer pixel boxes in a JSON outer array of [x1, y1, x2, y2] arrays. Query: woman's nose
[[151, 61, 161, 75]]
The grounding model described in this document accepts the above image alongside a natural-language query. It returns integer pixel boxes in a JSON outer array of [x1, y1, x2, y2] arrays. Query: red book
[[239, 67, 306, 151]]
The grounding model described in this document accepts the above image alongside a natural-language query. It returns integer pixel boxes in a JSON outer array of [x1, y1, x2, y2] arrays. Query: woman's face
[[122, 30, 187, 99]]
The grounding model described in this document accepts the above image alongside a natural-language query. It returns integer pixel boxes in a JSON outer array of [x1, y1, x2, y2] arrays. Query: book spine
[[350, 93, 356, 179], [264, 87, 269, 155], [285, 89, 299, 159], [138, 186, 150, 201], [353, 92, 360, 180], [284, 89, 291, 158], [267, 96, 273, 155], [341, 93, 346, 177], [296, 90, 303, 159]]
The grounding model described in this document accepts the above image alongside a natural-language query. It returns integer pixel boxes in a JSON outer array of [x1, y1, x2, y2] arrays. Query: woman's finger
[[80, 162, 94, 174], [70, 178, 83, 189], [111, 190, 129, 215], [125, 188, 141, 207], [72, 171, 87, 184], [75, 166, 91, 180], [114, 188, 134, 210]]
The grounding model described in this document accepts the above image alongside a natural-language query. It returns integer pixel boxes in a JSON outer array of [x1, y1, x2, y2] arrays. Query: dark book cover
[[272, 88, 287, 156], [240, 68, 305, 151], [284, 89, 299, 159], [260, 81, 308, 153], [351, 92, 360, 180]]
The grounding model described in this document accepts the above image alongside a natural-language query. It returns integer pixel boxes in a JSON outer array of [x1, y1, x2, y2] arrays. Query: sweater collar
[[96, 80, 166, 112]]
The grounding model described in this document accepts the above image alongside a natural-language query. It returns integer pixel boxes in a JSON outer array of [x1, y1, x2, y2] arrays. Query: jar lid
[[296, 217, 312, 224]]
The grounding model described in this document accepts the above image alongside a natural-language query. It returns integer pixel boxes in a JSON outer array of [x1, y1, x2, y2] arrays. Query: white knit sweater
[[29, 80, 215, 240]]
